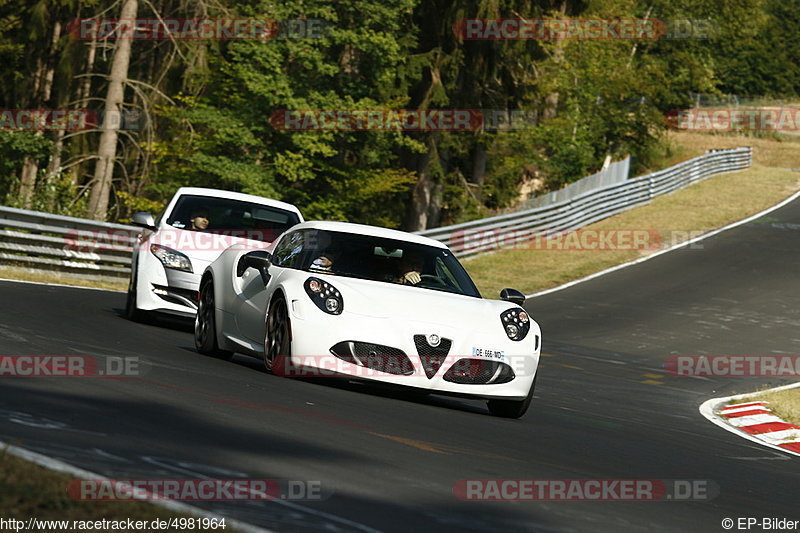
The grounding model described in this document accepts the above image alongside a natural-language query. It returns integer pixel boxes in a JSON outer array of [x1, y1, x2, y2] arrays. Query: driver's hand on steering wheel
[[400, 270, 421, 285]]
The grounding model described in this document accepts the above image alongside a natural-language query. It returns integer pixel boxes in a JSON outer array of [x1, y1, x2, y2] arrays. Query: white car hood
[[321, 275, 511, 330]]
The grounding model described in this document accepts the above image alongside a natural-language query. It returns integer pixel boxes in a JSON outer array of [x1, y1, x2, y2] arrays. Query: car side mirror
[[237, 251, 272, 285], [131, 211, 156, 230], [500, 288, 526, 306]]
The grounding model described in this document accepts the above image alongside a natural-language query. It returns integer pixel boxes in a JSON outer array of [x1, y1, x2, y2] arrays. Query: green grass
[[0, 449, 213, 532], [0, 267, 126, 292]]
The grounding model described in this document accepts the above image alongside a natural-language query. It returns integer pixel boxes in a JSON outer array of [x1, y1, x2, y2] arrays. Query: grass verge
[[665, 130, 800, 169], [731, 387, 800, 427], [0, 449, 213, 532], [0, 266, 127, 292]]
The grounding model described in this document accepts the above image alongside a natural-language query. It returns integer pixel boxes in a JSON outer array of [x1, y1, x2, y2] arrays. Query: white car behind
[[126, 187, 303, 321]]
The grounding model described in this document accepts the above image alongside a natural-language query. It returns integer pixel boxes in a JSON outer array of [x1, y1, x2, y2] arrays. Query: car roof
[[173, 187, 303, 218], [290, 221, 448, 249]]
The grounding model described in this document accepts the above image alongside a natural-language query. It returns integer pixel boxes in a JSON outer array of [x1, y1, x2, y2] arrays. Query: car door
[[233, 230, 306, 343]]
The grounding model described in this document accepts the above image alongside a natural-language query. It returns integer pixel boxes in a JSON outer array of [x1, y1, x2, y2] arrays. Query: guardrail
[[0, 146, 752, 282], [417, 147, 752, 257], [0, 206, 139, 282]]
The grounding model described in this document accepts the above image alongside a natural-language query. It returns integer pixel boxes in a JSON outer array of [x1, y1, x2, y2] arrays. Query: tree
[[87, 0, 137, 220]]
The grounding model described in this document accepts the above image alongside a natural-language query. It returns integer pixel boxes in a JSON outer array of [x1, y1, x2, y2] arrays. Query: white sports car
[[126, 187, 303, 320], [195, 221, 541, 418]]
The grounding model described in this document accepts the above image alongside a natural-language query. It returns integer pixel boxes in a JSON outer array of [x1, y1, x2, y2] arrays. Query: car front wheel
[[194, 278, 233, 360], [264, 297, 291, 375], [125, 266, 149, 323], [487, 373, 537, 419]]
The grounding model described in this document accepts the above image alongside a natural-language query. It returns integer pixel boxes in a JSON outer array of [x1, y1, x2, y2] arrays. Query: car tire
[[125, 267, 149, 323], [264, 296, 292, 375], [194, 278, 233, 360], [487, 373, 537, 419]]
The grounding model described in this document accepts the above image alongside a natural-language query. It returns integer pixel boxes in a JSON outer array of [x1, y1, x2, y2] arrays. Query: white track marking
[[0, 440, 273, 533]]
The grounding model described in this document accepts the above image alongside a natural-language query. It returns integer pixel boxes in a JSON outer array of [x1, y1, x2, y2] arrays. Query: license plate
[[471, 347, 505, 360]]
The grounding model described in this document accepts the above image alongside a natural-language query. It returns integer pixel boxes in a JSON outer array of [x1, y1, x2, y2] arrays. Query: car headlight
[[150, 244, 193, 273], [304, 277, 343, 315], [500, 308, 530, 341]]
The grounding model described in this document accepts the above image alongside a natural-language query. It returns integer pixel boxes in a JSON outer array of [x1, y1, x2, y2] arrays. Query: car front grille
[[413, 334, 452, 378]]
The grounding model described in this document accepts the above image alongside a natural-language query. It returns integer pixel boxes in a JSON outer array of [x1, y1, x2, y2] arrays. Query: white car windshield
[[272, 229, 481, 298], [166, 194, 301, 242]]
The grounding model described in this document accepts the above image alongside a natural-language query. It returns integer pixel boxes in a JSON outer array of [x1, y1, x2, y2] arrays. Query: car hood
[[322, 275, 512, 329]]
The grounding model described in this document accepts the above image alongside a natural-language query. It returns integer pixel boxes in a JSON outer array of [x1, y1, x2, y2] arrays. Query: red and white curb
[[699, 383, 800, 457]]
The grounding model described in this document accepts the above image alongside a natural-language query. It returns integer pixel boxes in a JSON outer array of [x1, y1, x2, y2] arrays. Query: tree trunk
[[470, 142, 487, 202], [18, 20, 62, 208], [87, 0, 138, 220], [542, 0, 568, 121], [404, 136, 437, 231], [18, 158, 38, 207], [405, 155, 433, 231], [427, 183, 443, 228], [70, 35, 98, 190], [44, 129, 66, 210]]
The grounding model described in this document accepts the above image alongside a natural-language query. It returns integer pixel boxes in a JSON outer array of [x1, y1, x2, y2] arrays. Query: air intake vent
[[330, 341, 414, 375], [442, 358, 515, 385]]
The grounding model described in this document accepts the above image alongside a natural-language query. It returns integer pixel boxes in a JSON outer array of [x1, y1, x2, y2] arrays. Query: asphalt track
[[1, 198, 800, 532]]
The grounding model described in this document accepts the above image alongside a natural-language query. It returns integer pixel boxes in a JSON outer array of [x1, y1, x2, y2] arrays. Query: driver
[[189, 208, 210, 230], [310, 231, 340, 273], [396, 249, 424, 285]]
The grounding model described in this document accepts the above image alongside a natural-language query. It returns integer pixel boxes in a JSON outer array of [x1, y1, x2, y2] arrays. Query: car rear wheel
[[487, 373, 537, 419], [194, 278, 233, 360], [264, 297, 291, 375]]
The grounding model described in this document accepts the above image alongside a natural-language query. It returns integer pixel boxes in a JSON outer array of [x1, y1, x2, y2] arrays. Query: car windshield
[[166, 194, 300, 242], [272, 229, 481, 298]]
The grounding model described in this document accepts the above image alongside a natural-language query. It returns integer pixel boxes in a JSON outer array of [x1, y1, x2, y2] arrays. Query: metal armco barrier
[[0, 206, 139, 282], [417, 147, 752, 257], [0, 146, 751, 281]]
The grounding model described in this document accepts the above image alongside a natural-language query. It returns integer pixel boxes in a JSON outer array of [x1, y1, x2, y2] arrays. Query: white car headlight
[[150, 244, 193, 273], [500, 308, 530, 341], [304, 277, 343, 315]]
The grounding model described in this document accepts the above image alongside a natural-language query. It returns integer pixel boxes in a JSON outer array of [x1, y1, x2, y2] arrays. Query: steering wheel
[[415, 274, 449, 288]]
